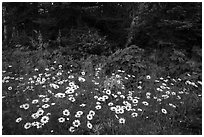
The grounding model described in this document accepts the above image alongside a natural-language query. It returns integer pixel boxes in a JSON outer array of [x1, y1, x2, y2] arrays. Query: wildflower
[[98, 97, 105, 102], [37, 108, 44, 116], [15, 117, 22, 123], [119, 118, 126, 124], [87, 114, 93, 120], [125, 105, 132, 111], [8, 86, 12, 90], [69, 97, 76, 102], [42, 98, 50, 103], [76, 111, 83, 116], [118, 108, 124, 114], [132, 99, 138, 104], [137, 86, 142, 89], [105, 89, 111, 95], [146, 75, 151, 79], [161, 95, 169, 99], [137, 108, 142, 111], [31, 113, 39, 119], [32, 121, 40, 126], [55, 93, 66, 98], [142, 101, 149, 106], [161, 108, 167, 114], [41, 115, 49, 124], [110, 107, 116, 111], [32, 99, 39, 104], [166, 91, 170, 94], [87, 121, 93, 129], [68, 75, 74, 79], [127, 96, 133, 100], [171, 92, 176, 95], [78, 76, 85, 82], [21, 103, 30, 110], [42, 104, 50, 109], [24, 122, 32, 129], [108, 102, 114, 106], [65, 87, 75, 94], [69, 126, 75, 133], [120, 95, 125, 99], [58, 117, 65, 123], [79, 103, 86, 107], [73, 119, 81, 127], [169, 103, 176, 108], [81, 71, 86, 76], [63, 109, 70, 116], [89, 110, 95, 116], [131, 112, 138, 118]]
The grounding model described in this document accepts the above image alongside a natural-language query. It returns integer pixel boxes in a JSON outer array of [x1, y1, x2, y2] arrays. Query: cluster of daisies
[[2, 63, 202, 134]]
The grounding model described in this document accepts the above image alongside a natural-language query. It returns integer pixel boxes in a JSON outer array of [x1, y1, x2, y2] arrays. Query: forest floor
[[2, 46, 202, 135]]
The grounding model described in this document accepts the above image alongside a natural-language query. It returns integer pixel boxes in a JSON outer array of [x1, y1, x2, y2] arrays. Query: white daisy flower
[[81, 71, 86, 76], [42, 98, 50, 103], [110, 107, 116, 111], [78, 76, 85, 82], [55, 93, 66, 98], [161, 108, 167, 114], [119, 118, 125, 124], [40, 115, 49, 124], [8, 86, 12, 90], [32, 121, 40, 126], [120, 95, 125, 99], [31, 113, 39, 119], [22, 103, 30, 110], [24, 122, 32, 129], [131, 112, 138, 117], [65, 87, 75, 94], [127, 96, 133, 100], [146, 75, 151, 79], [106, 90, 111, 95], [58, 117, 65, 123], [76, 111, 83, 116], [32, 99, 39, 104], [108, 102, 114, 106], [73, 119, 81, 127], [132, 99, 138, 104], [118, 108, 124, 114], [37, 108, 44, 116], [15, 117, 22, 123], [95, 105, 102, 110], [42, 104, 50, 109], [171, 92, 176, 95], [142, 101, 149, 106], [87, 121, 93, 129], [63, 109, 70, 116], [89, 110, 95, 116], [87, 114, 93, 120], [69, 126, 75, 133]]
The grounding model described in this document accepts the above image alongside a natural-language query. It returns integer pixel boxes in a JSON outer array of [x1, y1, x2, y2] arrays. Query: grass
[[2, 49, 202, 135]]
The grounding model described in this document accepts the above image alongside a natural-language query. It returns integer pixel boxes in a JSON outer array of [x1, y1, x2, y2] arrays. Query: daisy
[[146, 75, 151, 79], [120, 95, 125, 99], [32, 121, 40, 126], [98, 97, 105, 102], [89, 110, 95, 116], [76, 111, 83, 116], [95, 105, 101, 110], [106, 90, 111, 95], [103, 95, 109, 100], [119, 118, 126, 124], [15, 117, 22, 123], [42, 98, 50, 103], [55, 93, 65, 98], [118, 108, 124, 114], [142, 101, 149, 106], [22, 103, 30, 110], [87, 114, 93, 120], [69, 126, 75, 133], [58, 117, 65, 123], [161, 108, 167, 114], [73, 119, 81, 127], [171, 92, 176, 95], [108, 102, 114, 106], [69, 82, 75, 87], [87, 121, 93, 129], [110, 107, 116, 111], [24, 122, 32, 129], [81, 71, 86, 76], [8, 86, 12, 90], [42, 104, 50, 109], [31, 113, 39, 119], [37, 108, 44, 116], [63, 109, 70, 116], [65, 88, 75, 94], [132, 99, 138, 104], [127, 96, 133, 100], [41, 115, 49, 124], [78, 76, 85, 82], [131, 112, 138, 117]]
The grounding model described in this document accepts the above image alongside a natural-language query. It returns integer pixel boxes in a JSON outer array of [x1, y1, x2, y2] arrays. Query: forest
[[2, 2, 202, 135]]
